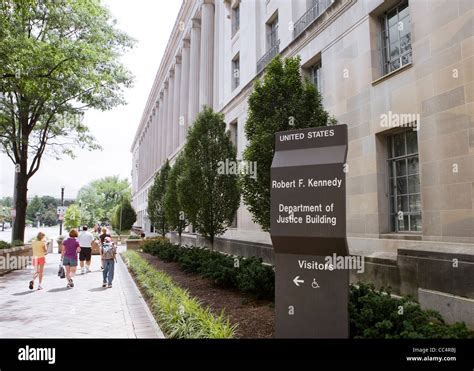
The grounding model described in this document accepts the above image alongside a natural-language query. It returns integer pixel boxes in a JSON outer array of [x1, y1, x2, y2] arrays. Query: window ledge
[[371, 63, 413, 86], [380, 232, 422, 241]]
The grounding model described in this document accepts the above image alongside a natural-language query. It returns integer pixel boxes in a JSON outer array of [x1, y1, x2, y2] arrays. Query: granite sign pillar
[[271, 125, 349, 338]]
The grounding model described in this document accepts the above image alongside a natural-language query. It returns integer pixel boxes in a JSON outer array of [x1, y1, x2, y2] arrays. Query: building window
[[310, 60, 322, 92], [381, 1, 412, 75], [267, 15, 279, 50], [387, 130, 421, 233], [232, 54, 240, 90], [232, 3, 240, 36], [229, 120, 238, 149]]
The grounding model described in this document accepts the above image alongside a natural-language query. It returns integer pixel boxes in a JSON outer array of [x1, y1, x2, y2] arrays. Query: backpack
[[102, 243, 116, 260]]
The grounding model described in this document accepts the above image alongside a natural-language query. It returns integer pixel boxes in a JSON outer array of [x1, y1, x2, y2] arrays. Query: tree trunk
[[12, 165, 28, 243], [210, 234, 214, 251]]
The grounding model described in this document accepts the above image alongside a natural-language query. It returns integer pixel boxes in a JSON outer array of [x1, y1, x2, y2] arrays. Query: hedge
[[122, 250, 236, 338], [142, 239, 275, 300], [141, 239, 474, 339]]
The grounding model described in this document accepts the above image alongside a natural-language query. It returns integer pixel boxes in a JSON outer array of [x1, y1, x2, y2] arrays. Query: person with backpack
[[101, 236, 116, 288], [99, 227, 111, 270]]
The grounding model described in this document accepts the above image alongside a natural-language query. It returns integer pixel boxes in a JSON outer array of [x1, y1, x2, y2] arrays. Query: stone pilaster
[[162, 80, 169, 163], [173, 56, 182, 153], [167, 69, 175, 158], [199, 0, 215, 109], [188, 18, 201, 125], [158, 92, 164, 167], [179, 39, 190, 144]]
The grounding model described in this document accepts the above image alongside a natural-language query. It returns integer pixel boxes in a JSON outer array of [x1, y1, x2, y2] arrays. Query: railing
[[256, 40, 280, 74], [293, 0, 334, 39]]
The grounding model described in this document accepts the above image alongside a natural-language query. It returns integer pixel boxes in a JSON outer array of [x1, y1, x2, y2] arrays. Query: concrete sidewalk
[[0, 248, 164, 338]]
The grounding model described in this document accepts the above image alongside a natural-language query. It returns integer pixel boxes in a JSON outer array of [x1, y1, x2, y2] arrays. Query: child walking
[[30, 232, 47, 290]]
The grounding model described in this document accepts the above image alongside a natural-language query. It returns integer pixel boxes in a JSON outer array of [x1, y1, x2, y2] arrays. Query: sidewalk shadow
[[48, 287, 69, 293], [89, 287, 107, 292], [12, 290, 36, 296]]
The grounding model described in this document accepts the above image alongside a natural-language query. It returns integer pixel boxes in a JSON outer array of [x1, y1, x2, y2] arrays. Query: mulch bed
[[139, 252, 275, 339]]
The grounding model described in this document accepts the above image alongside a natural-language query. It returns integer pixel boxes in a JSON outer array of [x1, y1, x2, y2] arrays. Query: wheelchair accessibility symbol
[[311, 279, 320, 289]]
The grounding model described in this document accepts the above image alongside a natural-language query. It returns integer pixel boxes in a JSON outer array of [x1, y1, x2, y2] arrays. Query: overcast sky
[[0, 0, 182, 200]]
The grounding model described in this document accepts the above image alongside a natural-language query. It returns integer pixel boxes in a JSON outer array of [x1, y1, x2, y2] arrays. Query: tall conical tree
[[147, 161, 170, 237], [178, 107, 240, 248], [241, 55, 336, 231], [164, 153, 187, 243]]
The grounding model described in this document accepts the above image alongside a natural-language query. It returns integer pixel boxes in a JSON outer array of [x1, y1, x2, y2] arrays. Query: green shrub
[[123, 251, 236, 338], [200, 252, 238, 288], [128, 235, 141, 240], [349, 283, 474, 339], [141, 239, 473, 339], [236, 257, 274, 300], [12, 240, 24, 246], [0, 240, 12, 249], [142, 238, 274, 299]]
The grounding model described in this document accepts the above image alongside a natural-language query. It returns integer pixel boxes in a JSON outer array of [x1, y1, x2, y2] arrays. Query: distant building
[[132, 0, 474, 325]]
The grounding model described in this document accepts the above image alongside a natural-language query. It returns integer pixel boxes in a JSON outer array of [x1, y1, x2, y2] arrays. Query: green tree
[[64, 204, 81, 231], [77, 176, 130, 224], [179, 107, 240, 248], [26, 195, 45, 222], [0, 1, 135, 241], [0, 197, 13, 208], [164, 154, 187, 242], [241, 56, 335, 231], [147, 161, 170, 237], [42, 207, 58, 227], [112, 197, 136, 232]]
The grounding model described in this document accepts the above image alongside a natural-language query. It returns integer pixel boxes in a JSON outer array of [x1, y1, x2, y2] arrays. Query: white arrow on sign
[[293, 276, 304, 287]]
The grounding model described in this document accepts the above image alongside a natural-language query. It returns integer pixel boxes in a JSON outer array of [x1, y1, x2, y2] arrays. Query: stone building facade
[[131, 0, 473, 325]]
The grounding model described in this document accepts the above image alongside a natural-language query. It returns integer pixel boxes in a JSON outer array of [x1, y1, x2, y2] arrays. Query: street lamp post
[[119, 195, 123, 243], [59, 186, 65, 235]]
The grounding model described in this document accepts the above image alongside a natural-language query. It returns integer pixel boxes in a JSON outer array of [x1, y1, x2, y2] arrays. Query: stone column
[[167, 69, 175, 158], [157, 93, 164, 167], [173, 55, 181, 153], [154, 101, 159, 171], [199, 0, 214, 109], [188, 18, 201, 125], [179, 39, 190, 145], [162, 81, 169, 163], [151, 109, 156, 173], [144, 125, 148, 181]]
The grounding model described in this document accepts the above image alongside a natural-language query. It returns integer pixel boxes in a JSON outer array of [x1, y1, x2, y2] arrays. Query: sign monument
[[270, 124, 349, 338]]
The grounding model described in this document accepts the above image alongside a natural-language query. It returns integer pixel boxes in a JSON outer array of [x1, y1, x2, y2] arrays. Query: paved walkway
[[0, 247, 164, 338]]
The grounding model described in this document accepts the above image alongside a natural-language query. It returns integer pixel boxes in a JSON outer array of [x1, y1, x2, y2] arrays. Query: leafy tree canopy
[[241, 56, 336, 231]]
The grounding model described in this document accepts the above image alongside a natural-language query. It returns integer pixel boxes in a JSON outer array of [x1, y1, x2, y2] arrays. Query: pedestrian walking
[[61, 229, 81, 288], [78, 226, 94, 273], [29, 232, 47, 290], [99, 227, 111, 270], [99, 227, 111, 244], [101, 237, 116, 288]]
